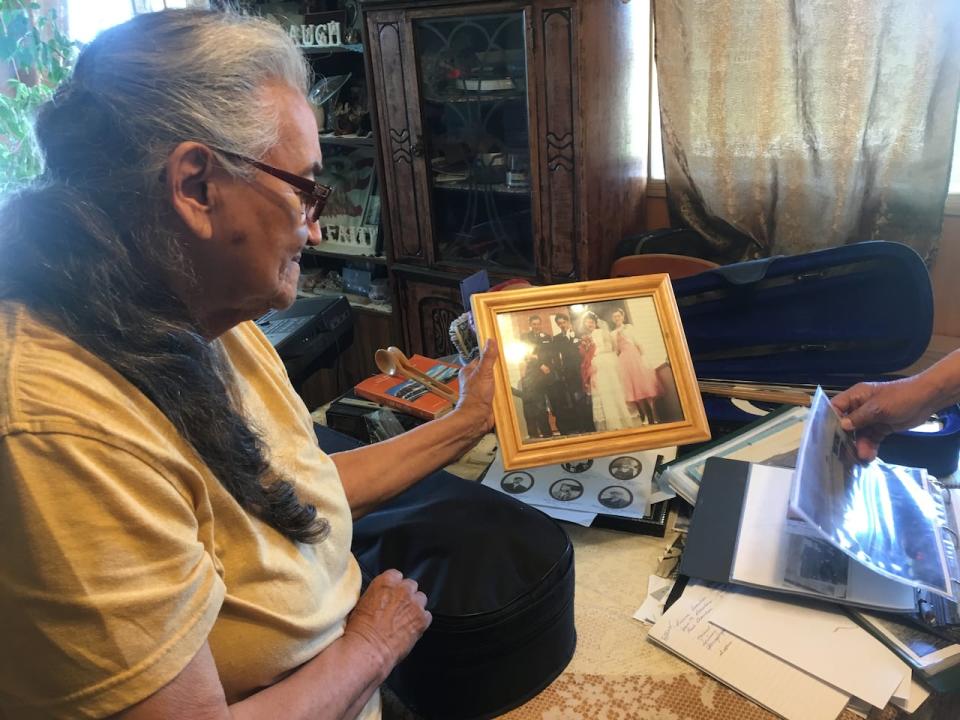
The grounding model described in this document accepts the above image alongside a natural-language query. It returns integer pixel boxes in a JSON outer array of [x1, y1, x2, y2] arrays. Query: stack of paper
[[632, 575, 676, 624], [646, 581, 929, 719]]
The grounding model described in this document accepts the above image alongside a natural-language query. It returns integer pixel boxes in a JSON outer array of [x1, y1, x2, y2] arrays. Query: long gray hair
[[0, 9, 328, 543]]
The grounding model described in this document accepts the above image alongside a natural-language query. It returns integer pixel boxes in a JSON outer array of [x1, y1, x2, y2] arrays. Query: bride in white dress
[[579, 312, 636, 431]]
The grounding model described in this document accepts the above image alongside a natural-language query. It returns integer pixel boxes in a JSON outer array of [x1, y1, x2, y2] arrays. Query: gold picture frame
[[472, 275, 710, 470]]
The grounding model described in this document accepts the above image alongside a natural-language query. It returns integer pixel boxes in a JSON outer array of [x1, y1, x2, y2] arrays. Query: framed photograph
[[471, 275, 710, 470], [316, 145, 375, 228]]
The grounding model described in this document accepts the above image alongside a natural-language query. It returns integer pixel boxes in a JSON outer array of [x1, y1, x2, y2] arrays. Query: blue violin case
[[671, 241, 960, 476]]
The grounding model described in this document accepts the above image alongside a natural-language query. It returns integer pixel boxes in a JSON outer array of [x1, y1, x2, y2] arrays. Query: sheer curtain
[[653, 0, 960, 264]]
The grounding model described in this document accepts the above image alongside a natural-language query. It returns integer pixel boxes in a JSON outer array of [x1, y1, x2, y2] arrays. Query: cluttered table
[[431, 431, 953, 720], [304, 248, 960, 719], [503, 524, 792, 720], [314, 391, 960, 719], [496, 522, 958, 720]]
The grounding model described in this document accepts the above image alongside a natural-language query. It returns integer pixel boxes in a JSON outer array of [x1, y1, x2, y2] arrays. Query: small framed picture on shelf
[[471, 275, 709, 470], [316, 145, 375, 224], [289, 20, 343, 48], [317, 224, 379, 256]]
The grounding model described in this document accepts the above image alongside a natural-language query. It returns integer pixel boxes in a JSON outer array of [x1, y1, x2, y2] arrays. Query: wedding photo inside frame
[[472, 275, 710, 471], [497, 297, 685, 443]]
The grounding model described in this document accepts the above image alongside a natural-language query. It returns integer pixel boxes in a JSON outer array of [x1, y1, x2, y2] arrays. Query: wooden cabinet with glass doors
[[361, 0, 649, 357]]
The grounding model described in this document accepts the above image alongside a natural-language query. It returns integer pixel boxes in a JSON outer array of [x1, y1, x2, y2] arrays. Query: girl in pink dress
[[610, 308, 662, 424]]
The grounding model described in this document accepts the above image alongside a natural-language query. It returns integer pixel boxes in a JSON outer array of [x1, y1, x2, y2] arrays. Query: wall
[[931, 215, 960, 337], [644, 196, 960, 338]]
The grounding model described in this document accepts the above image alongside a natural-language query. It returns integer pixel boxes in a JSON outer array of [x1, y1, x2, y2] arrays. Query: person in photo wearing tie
[[546, 312, 595, 435], [519, 315, 553, 439]]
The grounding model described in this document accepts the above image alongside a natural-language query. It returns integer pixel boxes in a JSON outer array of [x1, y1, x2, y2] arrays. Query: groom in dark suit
[[520, 315, 553, 438], [545, 312, 595, 434]]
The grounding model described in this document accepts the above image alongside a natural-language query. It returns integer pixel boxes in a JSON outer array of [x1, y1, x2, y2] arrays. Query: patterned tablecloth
[[496, 525, 959, 720], [328, 424, 960, 720]]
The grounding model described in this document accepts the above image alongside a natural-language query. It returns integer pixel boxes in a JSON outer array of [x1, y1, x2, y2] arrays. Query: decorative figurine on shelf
[[309, 73, 352, 134], [343, 0, 363, 44], [299, 24, 315, 46], [421, 49, 469, 97], [315, 21, 341, 47], [289, 21, 342, 48], [330, 81, 371, 136], [332, 101, 364, 136]]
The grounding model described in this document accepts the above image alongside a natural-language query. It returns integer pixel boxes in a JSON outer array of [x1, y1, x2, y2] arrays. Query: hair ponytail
[[0, 9, 327, 544]]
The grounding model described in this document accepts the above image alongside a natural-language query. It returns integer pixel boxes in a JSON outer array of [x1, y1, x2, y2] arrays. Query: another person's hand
[[455, 338, 498, 434], [344, 569, 431, 674], [832, 376, 938, 462]]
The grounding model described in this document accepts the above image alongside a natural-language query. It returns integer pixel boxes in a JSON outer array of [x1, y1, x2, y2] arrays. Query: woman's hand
[[454, 338, 498, 435], [333, 340, 499, 517], [831, 350, 960, 462], [115, 569, 431, 720], [832, 376, 938, 462], [343, 569, 432, 676]]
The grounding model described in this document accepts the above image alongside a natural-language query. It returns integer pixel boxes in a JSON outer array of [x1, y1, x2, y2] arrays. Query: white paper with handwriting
[[707, 586, 909, 709], [648, 581, 849, 720]]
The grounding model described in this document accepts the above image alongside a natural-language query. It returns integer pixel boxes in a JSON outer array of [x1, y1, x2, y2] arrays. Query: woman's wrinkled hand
[[344, 569, 432, 676], [831, 376, 937, 462], [455, 338, 498, 434]]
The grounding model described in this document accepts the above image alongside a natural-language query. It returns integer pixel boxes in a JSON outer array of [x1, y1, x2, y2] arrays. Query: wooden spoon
[[374, 349, 455, 404], [386, 346, 460, 402]]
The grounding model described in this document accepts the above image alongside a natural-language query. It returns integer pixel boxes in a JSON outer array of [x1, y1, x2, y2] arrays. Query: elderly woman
[[0, 9, 495, 720]]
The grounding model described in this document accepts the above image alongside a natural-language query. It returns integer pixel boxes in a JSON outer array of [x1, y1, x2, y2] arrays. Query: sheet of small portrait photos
[[482, 445, 677, 519]]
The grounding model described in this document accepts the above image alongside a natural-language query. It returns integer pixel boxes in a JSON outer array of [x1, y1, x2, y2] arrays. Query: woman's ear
[[166, 142, 219, 240]]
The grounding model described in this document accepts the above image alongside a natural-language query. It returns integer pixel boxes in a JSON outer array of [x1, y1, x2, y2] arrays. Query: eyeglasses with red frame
[[214, 147, 332, 223]]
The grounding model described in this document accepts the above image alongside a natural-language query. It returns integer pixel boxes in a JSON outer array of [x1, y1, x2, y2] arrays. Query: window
[[647, 11, 665, 196], [948, 109, 960, 215], [649, 60, 664, 186], [646, 17, 960, 215], [630, 2, 665, 196], [67, 0, 189, 44]]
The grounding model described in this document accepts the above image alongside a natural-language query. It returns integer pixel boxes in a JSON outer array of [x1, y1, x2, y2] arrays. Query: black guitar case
[[315, 425, 576, 720]]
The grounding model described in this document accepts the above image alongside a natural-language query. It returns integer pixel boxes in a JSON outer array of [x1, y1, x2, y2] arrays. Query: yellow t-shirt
[[0, 302, 377, 719]]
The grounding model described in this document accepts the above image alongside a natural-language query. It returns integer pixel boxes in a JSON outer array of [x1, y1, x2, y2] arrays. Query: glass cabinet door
[[413, 12, 534, 273]]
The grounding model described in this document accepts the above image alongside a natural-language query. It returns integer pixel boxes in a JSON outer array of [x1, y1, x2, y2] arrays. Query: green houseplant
[[0, 0, 75, 194]]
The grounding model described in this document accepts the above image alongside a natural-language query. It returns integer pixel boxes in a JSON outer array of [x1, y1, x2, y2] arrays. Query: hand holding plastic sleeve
[[832, 376, 937, 462]]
